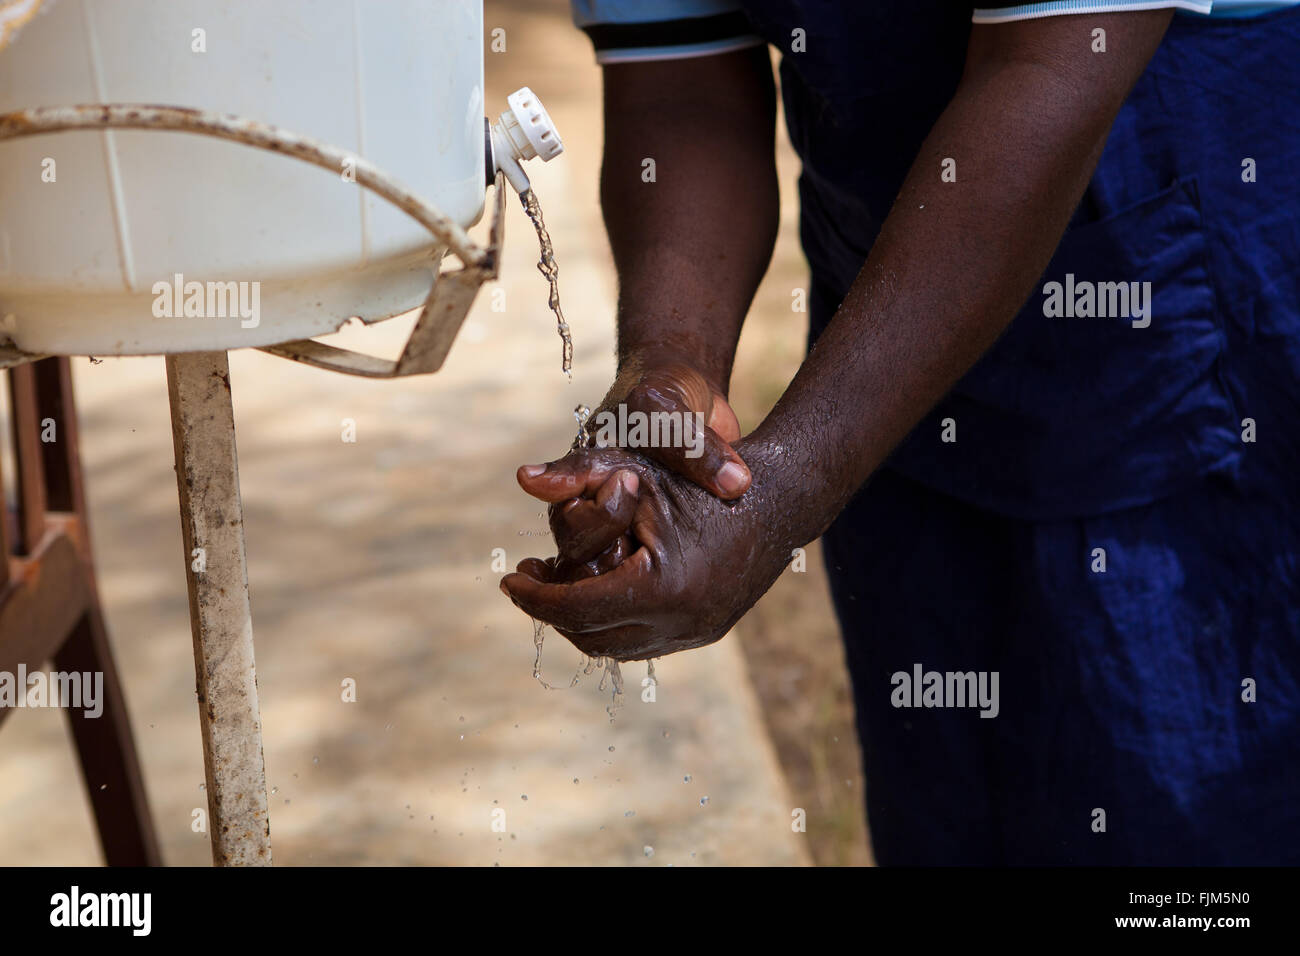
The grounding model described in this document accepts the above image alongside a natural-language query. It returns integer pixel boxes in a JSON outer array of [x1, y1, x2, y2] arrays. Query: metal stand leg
[[166, 352, 271, 867], [2, 357, 162, 865]]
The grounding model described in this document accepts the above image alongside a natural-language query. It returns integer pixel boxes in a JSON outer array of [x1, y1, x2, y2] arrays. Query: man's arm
[[743, 11, 1174, 550], [599, 44, 778, 393], [577, 46, 777, 498], [504, 11, 1177, 659]]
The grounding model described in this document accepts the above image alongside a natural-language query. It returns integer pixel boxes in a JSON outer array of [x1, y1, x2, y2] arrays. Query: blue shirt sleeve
[[570, 0, 763, 63], [972, 0, 1213, 23]]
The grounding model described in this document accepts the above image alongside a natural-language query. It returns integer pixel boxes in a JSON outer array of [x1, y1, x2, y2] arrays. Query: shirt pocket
[[888, 177, 1242, 519]]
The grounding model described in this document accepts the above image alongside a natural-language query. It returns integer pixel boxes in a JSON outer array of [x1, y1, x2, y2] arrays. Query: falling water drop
[[605, 659, 624, 722]]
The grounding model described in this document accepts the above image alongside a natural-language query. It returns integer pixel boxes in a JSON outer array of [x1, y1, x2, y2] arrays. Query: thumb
[[609, 371, 750, 499]]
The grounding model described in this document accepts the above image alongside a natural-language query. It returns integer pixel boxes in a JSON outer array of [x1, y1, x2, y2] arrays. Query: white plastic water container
[[0, 0, 487, 355]]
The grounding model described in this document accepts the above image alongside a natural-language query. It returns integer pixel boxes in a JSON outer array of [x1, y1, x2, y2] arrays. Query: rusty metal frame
[[166, 351, 270, 866], [1, 358, 161, 865], [0, 103, 506, 377], [258, 175, 505, 377], [0, 105, 512, 865]]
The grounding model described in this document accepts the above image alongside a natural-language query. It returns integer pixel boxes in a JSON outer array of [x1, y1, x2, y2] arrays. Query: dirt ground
[[0, 0, 870, 866]]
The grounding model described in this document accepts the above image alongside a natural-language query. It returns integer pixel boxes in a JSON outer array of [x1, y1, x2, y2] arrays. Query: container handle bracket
[[0, 104, 506, 377]]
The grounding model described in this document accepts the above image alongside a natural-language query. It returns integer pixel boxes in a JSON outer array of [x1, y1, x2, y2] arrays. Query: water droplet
[[521, 794, 528, 801], [624, 810, 636, 818], [574, 405, 591, 449], [643, 846, 654, 858], [684, 775, 692, 783], [458, 716, 465, 722], [199, 783, 206, 791], [699, 796, 709, 806], [271, 786, 278, 795], [608, 746, 615, 752], [573, 778, 579, 784], [312, 756, 320, 765]]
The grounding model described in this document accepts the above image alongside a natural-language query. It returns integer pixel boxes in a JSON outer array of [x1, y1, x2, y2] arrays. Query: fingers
[[612, 376, 750, 500], [550, 470, 638, 563], [515, 530, 634, 589], [595, 534, 632, 573], [705, 392, 743, 445], [500, 547, 653, 634], [516, 447, 644, 503], [639, 414, 750, 499], [514, 556, 555, 582]]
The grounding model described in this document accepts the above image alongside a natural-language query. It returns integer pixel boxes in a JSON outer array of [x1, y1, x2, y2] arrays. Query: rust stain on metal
[[166, 351, 272, 867], [0, 103, 487, 268], [0, 104, 511, 381]]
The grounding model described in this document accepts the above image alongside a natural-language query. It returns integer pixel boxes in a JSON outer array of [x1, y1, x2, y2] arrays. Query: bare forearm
[[742, 12, 1172, 546], [599, 47, 779, 392]]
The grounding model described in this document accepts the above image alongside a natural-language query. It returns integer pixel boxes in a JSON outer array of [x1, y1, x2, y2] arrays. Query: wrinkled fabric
[[744, 1, 1300, 863]]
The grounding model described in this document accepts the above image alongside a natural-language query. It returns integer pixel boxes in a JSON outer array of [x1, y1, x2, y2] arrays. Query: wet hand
[[590, 360, 751, 499], [501, 445, 793, 661]]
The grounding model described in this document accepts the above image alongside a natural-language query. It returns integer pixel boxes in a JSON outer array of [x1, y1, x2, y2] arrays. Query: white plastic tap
[[491, 87, 563, 193]]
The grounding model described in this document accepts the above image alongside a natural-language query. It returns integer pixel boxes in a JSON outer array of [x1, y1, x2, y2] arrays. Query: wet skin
[[503, 439, 798, 661], [502, 12, 1175, 661]]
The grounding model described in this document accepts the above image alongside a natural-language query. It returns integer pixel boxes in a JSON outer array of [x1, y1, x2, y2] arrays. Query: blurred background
[[0, 0, 868, 866]]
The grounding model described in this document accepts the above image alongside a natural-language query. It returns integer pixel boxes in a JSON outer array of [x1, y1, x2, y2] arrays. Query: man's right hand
[[587, 357, 751, 499]]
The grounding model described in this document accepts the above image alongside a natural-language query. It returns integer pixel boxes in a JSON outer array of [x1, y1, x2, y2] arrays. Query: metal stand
[[166, 351, 271, 867], [0, 104, 512, 868], [0, 357, 160, 865]]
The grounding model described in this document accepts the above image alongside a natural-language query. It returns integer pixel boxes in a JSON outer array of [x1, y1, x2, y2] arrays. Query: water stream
[[520, 189, 573, 381]]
